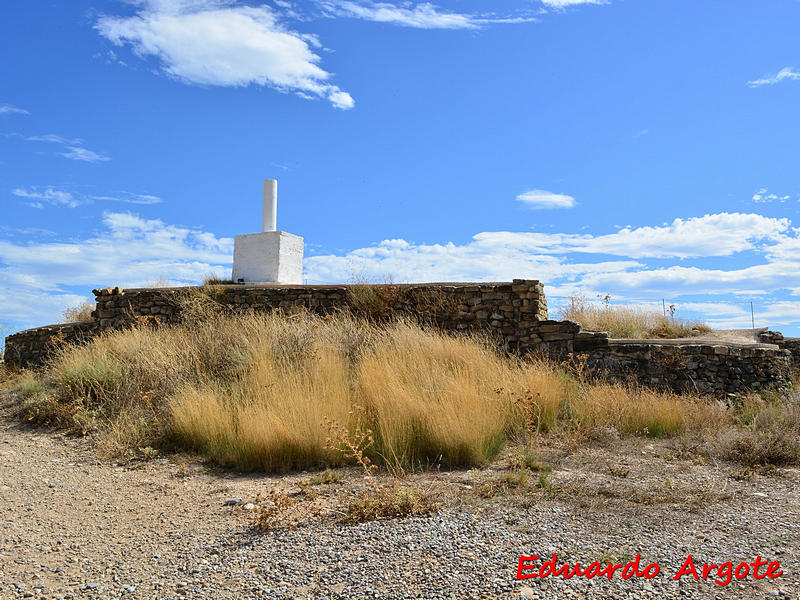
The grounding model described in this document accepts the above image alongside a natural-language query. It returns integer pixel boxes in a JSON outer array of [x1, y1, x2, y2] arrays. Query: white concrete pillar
[[263, 179, 277, 232], [232, 178, 304, 284]]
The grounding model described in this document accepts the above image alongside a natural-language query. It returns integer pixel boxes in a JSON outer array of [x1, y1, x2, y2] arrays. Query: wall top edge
[[95, 280, 542, 295]]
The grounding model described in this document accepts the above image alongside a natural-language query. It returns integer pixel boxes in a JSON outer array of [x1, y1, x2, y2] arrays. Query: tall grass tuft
[[721, 393, 800, 466], [60, 300, 95, 323], [560, 295, 710, 339], [571, 383, 686, 437], [171, 340, 357, 471], [357, 324, 513, 468]]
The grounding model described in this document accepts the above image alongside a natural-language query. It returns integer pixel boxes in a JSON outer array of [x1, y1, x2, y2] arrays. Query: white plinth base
[[232, 231, 304, 284]]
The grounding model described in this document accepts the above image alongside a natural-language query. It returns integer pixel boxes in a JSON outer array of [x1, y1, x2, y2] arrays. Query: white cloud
[[542, 0, 606, 8], [27, 134, 81, 144], [516, 189, 576, 209], [4, 209, 800, 334], [6, 227, 57, 237], [11, 188, 165, 209], [648, 300, 762, 330], [752, 188, 790, 203], [1, 287, 88, 334], [323, 1, 476, 28], [577, 264, 779, 297], [305, 236, 641, 285], [0, 104, 30, 115], [305, 213, 796, 279], [302, 211, 800, 333], [673, 300, 800, 331], [26, 134, 110, 163], [679, 301, 748, 318], [320, 1, 535, 29], [757, 301, 800, 328], [478, 213, 787, 259], [748, 67, 800, 88], [0, 211, 233, 327], [763, 226, 800, 261], [96, 0, 354, 109], [93, 193, 164, 205], [12, 187, 82, 209], [61, 146, 111, 163]]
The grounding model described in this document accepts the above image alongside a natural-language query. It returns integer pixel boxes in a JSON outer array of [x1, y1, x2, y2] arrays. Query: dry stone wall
[[2, 320, 101, 368], [585, 341, 792, 396], [3, 280, 795, 396], [7, 280, 581, 366], [758, 330, 800, 370], [87, 280, 612, 357], [780, 339, 800, 369], [90, 280, 548, 330]]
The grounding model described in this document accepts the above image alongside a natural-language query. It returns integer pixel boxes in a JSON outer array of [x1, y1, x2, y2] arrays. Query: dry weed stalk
[[324, 411, 439, 523], [256, 487, 299, 531], [254, 482, 326, 532], [505, 387, 548, 436], [560, 352, 589, 380], [323, 408, 378, 480]]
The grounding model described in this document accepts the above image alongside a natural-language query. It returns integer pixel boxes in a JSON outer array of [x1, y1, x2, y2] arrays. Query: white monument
[[232, 179, 304, 284]]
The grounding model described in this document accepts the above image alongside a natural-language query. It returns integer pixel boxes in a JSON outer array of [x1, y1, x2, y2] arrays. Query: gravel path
[[1, 401, 799, 600]]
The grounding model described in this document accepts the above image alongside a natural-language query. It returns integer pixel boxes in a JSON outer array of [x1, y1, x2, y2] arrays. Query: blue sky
[[2, 0, 800, 337]]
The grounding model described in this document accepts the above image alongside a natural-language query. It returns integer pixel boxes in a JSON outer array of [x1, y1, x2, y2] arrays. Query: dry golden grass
[[141, 277, 177, 288], [720, 393, 800, 466], [560, 295, 710, 339], [357, 324, 514, 469], [60, 300, 95, 323], [0, 363, 14, 388], [570, 382, 687, 437], [202, 273, 234, 285], [171, 340, 356, 471], [16, 294, 795, 472], [342, 484, 441, 524]]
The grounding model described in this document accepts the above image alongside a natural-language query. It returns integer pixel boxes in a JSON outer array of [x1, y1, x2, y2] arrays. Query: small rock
[[243, 503, 255, 511], [586, 426, 619, 446], [518, 585, 536, 598], [224, 498, 243, 506]]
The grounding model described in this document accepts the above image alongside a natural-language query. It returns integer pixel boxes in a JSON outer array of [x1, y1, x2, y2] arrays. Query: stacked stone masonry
[[5, 280, 556, 365], [780, 339, 800, 369], [89, 280, 549, 334], [3, 280, 794, 395], [585, 341, 792, 396], [2, 321, 101, 369], [758, 330, 800, 370]]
